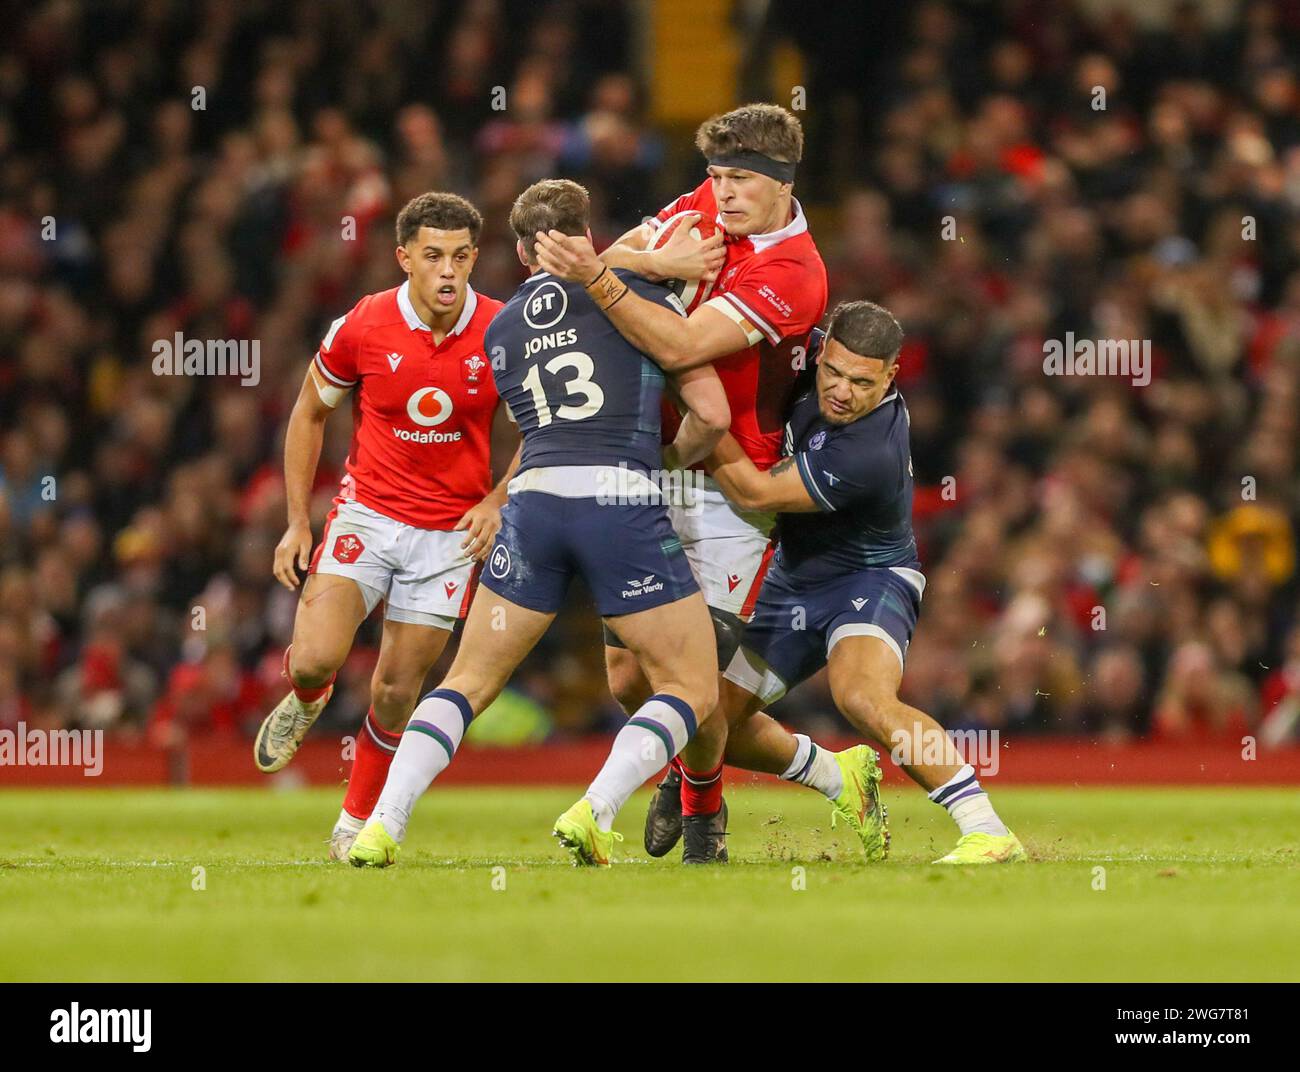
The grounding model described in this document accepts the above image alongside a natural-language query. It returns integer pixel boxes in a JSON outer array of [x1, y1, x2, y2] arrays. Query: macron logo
[[387, 352, 404, 371], [851, 598, 868, 611], [50, 1004, 151, 1052]]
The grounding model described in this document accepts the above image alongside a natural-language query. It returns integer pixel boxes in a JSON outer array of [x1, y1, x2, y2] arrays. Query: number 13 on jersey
[[520, 350, 605, 427]]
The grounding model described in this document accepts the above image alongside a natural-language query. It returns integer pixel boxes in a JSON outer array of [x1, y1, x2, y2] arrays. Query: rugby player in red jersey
[[254, 192, 515, 860], [535, 103, 836, 862]]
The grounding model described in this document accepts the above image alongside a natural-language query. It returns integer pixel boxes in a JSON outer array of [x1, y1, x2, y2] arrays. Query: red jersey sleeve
[[309, 302, 365, 407], [655, 179, 713, 223], [707, 252, 826, 347], [313, 305, 363, 390]]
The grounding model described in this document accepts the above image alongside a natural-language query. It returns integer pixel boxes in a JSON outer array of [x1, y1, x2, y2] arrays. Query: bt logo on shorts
[[621, 573, 664, 598], [395, 387, 464, 444], [489, 544, 512, 579], [333, 534, 365, 564]]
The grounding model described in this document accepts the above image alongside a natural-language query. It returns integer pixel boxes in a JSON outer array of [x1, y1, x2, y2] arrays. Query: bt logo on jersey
[[523, 281, 568, 330]]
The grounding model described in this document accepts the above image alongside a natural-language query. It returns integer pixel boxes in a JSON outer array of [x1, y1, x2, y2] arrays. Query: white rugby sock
[[371, 689, 473, 842], [781, 733, 843, 799], [928, 763, 1009, 837], [585, 694, 696, 831], [334, 809, 365, 834]]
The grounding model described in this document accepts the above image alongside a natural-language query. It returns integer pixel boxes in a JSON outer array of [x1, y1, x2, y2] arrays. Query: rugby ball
[[647, 210, 719, 314]]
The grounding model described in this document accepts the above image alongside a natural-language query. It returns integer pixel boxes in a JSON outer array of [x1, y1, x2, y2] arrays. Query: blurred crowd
[[3, 0, 1300, 751]]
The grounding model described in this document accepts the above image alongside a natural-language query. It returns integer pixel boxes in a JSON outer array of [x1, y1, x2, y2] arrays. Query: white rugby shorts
[[309, 499, 478, 630], [666, 475, 775, 619]]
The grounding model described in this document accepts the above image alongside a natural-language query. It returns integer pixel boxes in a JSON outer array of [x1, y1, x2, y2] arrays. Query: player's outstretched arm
[[599, 213, 724, 285], [534, 229, 743, 372], [455, 441, 522, 562], [273, 368, 336, 589], [705, 433, 819, 513], [597, 219, 660, 276], [664, 365, 730, 469]]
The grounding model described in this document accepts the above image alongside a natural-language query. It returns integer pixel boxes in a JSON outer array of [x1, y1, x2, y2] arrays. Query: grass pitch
[[1, 784, 1296, 981]]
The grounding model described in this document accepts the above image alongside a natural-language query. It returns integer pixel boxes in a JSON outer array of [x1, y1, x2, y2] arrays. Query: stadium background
[[3, 0, 1300, 784]]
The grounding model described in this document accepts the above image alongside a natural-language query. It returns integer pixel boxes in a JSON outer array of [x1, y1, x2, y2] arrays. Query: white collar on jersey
[[871, 389, 899, 412], [746, 197, 809, 255], [397, 279, 479, 335]]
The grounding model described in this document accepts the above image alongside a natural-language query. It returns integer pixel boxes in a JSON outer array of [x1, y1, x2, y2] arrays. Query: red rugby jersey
[[657, 179, 828, 469], [312, 281, 503, 529]]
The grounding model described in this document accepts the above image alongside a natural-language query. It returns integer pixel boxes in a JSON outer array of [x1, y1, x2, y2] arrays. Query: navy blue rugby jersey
[[486, 270, 685, 475], [775, 386, 920, 583]]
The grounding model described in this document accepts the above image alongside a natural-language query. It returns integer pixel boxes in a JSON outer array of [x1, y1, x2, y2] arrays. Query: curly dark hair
[[395, 192, 483, 246]]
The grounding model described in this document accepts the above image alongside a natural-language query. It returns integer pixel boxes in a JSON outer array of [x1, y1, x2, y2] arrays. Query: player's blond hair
[[509, 179, 591, 261], [694, 103, 804, 164]]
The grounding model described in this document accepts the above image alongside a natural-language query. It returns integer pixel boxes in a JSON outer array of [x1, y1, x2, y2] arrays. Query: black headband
[[706, 150, 796, 184]]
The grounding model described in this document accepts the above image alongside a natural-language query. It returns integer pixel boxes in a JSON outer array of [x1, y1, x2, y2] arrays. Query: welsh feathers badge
[[463, 352, 487, 393]]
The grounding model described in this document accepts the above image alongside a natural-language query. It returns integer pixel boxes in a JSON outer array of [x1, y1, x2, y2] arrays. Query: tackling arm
[[597, 220, 660, 277], [598, 212, 725, 288], [705, 431, 819, 513], [534, 229, 743, 372], [664, 364, 731, 469]]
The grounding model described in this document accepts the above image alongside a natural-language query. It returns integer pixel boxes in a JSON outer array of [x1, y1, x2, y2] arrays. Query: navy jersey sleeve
[[789, 327, 825, 402], [484, 317, 514, 420], [794, 428, 901, 513], [781, 390, 817, 459], [484, 316, 502, 362], [619, 271, 688, 318]]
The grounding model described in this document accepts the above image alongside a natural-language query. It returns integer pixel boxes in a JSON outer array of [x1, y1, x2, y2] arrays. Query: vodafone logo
[[406, 387, 454, 427], [394, 386, 462, 443]]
